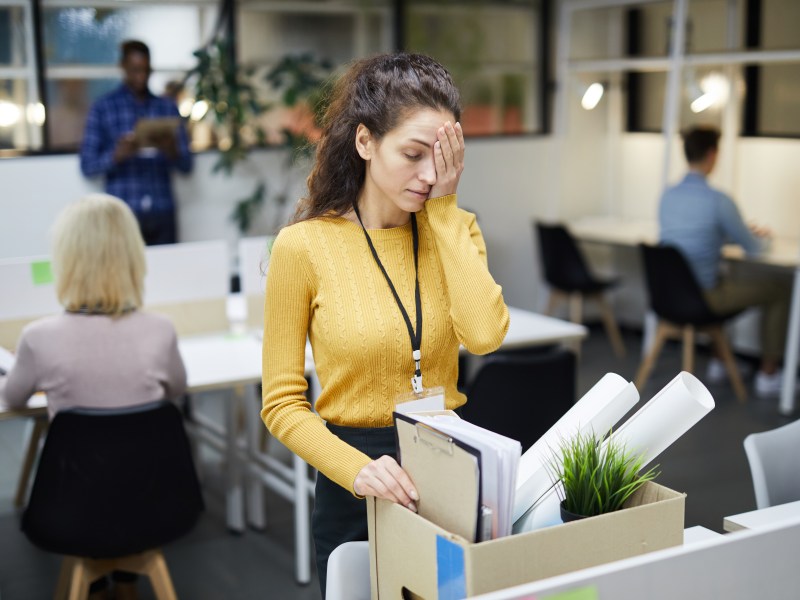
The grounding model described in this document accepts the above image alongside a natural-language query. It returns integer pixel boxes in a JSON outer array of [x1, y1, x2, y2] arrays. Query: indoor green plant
[[548, 430, 660, 522]]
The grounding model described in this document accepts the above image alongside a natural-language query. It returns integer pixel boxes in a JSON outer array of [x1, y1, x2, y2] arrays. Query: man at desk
[[80, 40, 193, 245], [659, 125, 789, 398]]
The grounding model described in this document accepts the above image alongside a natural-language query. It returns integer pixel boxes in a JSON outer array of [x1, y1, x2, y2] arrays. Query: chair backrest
[[22, 400, 204, 558], [534, 222, 597, 292], [638, 243, 719, 325], [743, 418, 800, 509], [460, 349, 576, 452], [326, 541, 370, 600]]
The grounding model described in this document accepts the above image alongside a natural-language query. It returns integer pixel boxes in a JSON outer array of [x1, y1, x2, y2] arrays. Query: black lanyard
[[353, 205, 423, 393]]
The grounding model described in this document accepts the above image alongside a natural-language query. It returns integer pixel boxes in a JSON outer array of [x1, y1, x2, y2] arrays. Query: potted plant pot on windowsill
[[548, 430, 661, 523]]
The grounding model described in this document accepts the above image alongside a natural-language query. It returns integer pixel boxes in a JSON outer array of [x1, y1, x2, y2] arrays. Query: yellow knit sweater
[[261, 195, 509, 493]]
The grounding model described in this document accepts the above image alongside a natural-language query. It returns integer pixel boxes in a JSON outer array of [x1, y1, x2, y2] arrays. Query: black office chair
[[460, 348, 576, 452], [535, 222, 626, 357], [635, 243, 747, 401], [21, 400, 204, 600]]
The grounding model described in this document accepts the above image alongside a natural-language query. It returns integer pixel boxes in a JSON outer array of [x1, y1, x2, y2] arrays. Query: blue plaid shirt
[[80, 84, 193, 215]]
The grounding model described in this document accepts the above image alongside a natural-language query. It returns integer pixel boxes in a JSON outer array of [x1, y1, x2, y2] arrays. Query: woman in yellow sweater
[[261, 52, 509, 595]]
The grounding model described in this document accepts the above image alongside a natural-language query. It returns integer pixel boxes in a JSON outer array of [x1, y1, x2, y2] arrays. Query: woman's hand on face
[[353, 455, 419, 511], [428, 121, 465, 199]]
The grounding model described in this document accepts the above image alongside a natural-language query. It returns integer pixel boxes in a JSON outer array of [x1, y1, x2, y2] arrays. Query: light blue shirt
[[659, 172, 763, 289]]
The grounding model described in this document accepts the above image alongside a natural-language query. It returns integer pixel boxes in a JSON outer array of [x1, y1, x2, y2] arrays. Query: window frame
[[0, 0, 552, 157]]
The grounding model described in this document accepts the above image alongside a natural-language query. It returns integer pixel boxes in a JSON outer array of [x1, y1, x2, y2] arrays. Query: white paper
[[606, 371, 714, 468], [513, 373, 639, 523], [412, 413, 521, 538], [394, 393, 445, 415], [514, 371, 715, 533]]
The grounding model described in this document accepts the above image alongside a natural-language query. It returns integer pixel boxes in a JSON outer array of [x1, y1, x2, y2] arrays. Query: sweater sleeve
[[1, 334, 38, 409], [424, 194, 509, 355], [261, 228, 372, 495]]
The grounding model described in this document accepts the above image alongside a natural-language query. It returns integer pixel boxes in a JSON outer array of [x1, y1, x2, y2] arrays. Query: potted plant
[[548, 430, 660, 523]]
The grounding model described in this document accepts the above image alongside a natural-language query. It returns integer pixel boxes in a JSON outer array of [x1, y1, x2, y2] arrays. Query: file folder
[[395, 412, 483, 542]]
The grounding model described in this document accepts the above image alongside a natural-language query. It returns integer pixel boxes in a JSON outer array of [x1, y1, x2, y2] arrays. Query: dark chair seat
[[535, 222, 626, 357], [21, 400, 204, 599], [461, 348, 576, 452], [635, 243, 747, 401]]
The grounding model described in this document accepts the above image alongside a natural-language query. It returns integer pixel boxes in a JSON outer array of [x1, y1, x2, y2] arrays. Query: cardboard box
[[368, 481, 685, 599]]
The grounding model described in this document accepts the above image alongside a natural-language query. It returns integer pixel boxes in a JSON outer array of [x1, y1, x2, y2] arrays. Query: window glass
[[755, 63, 800, 136], [406, 0, 543, 135], [0, 6, 27, 66], [0, 79, 42, 151], [45, 78, 117, 149], [43, 6, 204, 69], [760, 0, 800, 50]]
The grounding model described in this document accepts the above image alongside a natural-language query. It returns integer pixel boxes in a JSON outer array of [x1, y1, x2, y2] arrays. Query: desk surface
[[569, 215, 800, 269], [501, 306, 587, 350], [1, 306, 585, 418], [723, 499, 800, 532]]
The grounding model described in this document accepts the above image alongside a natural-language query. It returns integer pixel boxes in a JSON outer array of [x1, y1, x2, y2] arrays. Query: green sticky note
[[30, 261, 54, 285], [543, 586, 599, 600]]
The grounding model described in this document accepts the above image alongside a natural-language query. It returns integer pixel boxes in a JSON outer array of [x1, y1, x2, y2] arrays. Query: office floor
[[0, 325, 794, 600]]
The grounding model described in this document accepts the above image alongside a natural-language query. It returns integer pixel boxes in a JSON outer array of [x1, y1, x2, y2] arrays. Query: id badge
[[394, 385, 445, 416]]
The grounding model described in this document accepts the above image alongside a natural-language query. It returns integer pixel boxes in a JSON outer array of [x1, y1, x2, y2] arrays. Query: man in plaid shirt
[[80, 40, 193, 245]]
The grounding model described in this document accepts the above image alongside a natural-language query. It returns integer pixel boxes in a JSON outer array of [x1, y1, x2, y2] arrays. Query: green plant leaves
[[548, 430, 660, 518]]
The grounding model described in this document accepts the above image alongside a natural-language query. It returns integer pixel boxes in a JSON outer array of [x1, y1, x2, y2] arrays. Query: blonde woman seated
[[0, 193, 186, 600]]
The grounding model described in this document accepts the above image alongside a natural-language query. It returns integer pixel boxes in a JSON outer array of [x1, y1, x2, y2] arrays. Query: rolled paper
[[513, 373, 640, 523], [606, 371, 715, 468], [514, 371, 715, 533]]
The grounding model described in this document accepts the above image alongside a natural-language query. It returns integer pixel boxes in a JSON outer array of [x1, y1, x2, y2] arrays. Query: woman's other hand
[[353, 455, 419, 511], [429, 121, 464, 199]]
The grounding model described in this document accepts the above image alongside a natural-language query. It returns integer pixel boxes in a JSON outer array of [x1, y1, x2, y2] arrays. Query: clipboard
[[394, 412, 483, 542]]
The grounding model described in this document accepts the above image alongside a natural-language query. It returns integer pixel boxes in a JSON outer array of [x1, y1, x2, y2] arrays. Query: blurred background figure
[[80, 40, 193, 245]]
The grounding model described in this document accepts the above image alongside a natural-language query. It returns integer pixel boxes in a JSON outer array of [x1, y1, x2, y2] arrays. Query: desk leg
[[293, 452, 311, 584], [245, 384, 266, 530], [14, 416, 47, 508], [225, 389, 245, 533], [779, 266, 800, 415], [642, 310, 657, 358]]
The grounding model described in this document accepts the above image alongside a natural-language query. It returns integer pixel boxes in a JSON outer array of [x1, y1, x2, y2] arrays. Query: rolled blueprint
[[514, 371, 714, 533], [513, 372, 640, 524], [606, 371, 714, 468]]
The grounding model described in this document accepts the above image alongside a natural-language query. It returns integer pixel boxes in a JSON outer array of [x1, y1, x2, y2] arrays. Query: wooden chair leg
[[66, 559, 90, 600], [568, 293, 583, 325], [709, 327, 748, 403], [596, 294, 626, 358], [54, 557, 77, 600], [144, 550, 178, 600], [682, 325, 695, 373], [635, 323, 669, 392], [545, 289, 564, 317], [15, 416, 48, 507]]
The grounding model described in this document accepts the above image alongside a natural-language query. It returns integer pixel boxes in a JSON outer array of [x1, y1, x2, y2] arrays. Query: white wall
[[0, 138, 561, 313], [1, 130, 797, 316]]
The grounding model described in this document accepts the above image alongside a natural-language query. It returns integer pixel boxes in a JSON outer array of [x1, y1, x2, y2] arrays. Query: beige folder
[[394, 412, 482, 542]]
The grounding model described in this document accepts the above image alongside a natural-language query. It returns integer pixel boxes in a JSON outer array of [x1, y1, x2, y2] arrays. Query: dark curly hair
[[292, 53, 461, 223]]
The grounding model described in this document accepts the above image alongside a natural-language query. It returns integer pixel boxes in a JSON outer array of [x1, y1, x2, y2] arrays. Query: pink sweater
[[1, 311, 186, 419]]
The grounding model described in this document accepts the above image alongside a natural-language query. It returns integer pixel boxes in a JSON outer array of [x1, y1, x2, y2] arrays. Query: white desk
[[501, 306, 587, 349], [723, 499, 800, 533], [570, 215, 800, 414]]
